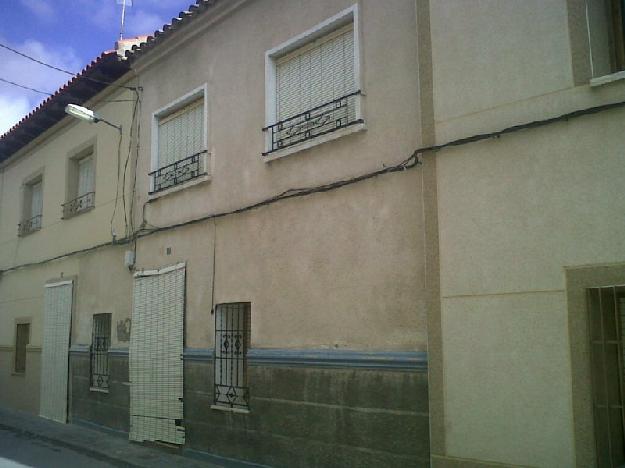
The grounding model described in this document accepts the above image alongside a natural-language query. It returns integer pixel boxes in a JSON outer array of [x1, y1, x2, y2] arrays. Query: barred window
[[214, 303, 251, 410], [14, 323, 30, 373], [588, 286, 625, 466], [90, 313, 111, 390]]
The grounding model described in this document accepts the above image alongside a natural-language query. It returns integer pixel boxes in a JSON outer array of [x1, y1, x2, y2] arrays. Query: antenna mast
[[117, 0, 133, 41]]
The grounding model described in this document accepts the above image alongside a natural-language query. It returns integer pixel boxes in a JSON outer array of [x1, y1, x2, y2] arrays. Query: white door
[[129, 263, 185, 445], [39, 280, 73, 423]]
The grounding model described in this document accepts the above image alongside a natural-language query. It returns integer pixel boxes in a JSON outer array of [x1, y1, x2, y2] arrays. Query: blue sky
[[0, 0, 193, 134]]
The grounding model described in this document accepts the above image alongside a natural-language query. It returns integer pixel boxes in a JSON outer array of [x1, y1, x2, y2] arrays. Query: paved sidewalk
[[0, 407, 221, 468]]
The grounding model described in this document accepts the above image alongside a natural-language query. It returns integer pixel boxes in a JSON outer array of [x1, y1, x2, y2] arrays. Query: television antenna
[[117, 0, 133, 41]]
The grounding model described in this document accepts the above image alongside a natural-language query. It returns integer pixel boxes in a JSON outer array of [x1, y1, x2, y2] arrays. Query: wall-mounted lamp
[[65, 104, 122, 131]]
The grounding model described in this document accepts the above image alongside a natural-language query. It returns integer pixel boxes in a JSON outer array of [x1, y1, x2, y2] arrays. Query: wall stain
[[117, 318, 131, 342]]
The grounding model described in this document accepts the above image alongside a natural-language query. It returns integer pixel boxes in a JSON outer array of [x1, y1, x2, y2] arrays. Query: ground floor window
[[214, 303, 251, 409], [90, 313, 111, 390], [14, 323, 30, 373], [588, 286, 625, 467]]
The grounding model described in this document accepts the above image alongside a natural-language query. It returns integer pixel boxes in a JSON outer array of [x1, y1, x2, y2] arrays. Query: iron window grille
[[14, 323, 30, 373], [18, 214, 42, 236], [263, 90, 363, 155], [90, 313, 111, 390], [149, 150, 207, 194], [588, 286, 625, 467], [62, 192, 95, 219], [214, 303, 251, 409]]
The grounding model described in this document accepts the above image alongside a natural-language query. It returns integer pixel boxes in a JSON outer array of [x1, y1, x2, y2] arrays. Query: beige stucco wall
[[131, 0, 426, 350], [430, 0, 625, 466], [0, 85, 138, 412]]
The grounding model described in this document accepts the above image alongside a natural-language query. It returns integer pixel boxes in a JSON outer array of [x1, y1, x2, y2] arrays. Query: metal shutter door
[[276, 23, 355, 121], [157, 100, 204, 169], [39, 280, 73, 423], [130, 263, 185, 445]]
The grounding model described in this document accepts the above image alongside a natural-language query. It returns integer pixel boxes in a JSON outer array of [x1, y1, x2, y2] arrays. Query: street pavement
[[0, 407, 232, 468]]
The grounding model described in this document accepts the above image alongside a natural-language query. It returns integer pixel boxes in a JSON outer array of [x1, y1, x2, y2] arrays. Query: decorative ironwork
[[90, 313, 111, 390], [214, 303, 250, 409], [149, 151, 206, 194], [18, 214, 42, 236], [62, 192, 95, 219], [263, 90, 363, 155]]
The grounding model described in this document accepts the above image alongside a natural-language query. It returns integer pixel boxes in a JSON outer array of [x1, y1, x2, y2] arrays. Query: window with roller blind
[[263, 5, 363, 157], [150, 85, 208, 195], [19, 176, 43, 236], [63, 149, 95, 219]]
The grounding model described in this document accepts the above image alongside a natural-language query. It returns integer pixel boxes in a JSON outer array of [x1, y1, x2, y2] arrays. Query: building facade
[[1, 1, 428, 466], [2, 0, 625, 467]]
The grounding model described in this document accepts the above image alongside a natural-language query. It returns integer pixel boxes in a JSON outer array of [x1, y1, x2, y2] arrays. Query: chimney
[[115, 35, 149, 59]]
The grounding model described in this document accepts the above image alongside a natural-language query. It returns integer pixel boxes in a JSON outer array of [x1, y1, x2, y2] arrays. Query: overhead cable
[[2, 95, 625, 275]]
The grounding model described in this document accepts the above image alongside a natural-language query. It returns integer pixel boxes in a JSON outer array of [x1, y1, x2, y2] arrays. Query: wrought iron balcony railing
[[149, 150, 207, 194], [18, 214, 42, 236], [263, 90, 363, 155], [62, 191, 95, 219]]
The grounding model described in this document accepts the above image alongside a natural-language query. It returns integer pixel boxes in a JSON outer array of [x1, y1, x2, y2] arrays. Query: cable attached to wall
[[2, 95, 625, 276]]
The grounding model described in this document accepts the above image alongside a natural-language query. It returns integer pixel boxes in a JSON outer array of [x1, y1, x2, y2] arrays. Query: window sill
[[148, 173, 211, 202], [11, 371, 25, 377], [89, 387, 109, 394], [263, 121, 366, 163], [590, 70, 625, 88], [210, 404, 250, 414]]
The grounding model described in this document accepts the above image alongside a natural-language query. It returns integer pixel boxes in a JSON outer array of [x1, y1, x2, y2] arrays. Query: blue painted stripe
[[247, 348, 427, 372], [183, 347, 214, 361]]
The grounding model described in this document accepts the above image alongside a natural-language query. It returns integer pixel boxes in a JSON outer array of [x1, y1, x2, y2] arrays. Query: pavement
[[0, 407, 241, 468]]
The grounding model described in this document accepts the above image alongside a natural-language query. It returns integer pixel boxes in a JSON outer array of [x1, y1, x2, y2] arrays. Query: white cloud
[[0, 95, 31, 135], [0, 38, 82, 135], [126, 10, 165, 36], [19, 0, 57, 23]]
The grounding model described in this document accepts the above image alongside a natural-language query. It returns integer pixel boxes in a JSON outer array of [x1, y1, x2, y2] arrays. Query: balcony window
[[263, 6, 363, 158], [63, 151, 95, 219], [19, 178, 42, 236], [150, 86, 208, 195]]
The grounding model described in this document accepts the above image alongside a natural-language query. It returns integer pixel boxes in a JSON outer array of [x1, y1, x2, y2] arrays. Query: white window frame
[[149, 84, 210, 198], [263, 4, 365, 162]]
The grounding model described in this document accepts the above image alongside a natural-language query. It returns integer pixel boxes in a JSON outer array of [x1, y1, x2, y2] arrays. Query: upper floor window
[[63, 149, 95, 219], [150, 85, 208, 195], [587, 0, 625, 77], [19, 177, 43, 236], [263, 5, 364, 158]]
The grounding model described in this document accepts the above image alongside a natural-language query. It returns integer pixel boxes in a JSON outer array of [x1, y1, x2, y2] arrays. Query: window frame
[[211, 302, 251, 413], [63, 141, 96, 219], [149, 83, 210, 198], [12, 318, 31, 375], [90, 313, 112, 393], [19, 170, 44, 236], [263, 4, 364, 161]]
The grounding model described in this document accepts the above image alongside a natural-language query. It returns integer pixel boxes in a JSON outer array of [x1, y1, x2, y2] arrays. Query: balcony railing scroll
[[149, 150, 207, 194], [62, 191, 95, 219], [262, 90, 363, 155], [18, 214, 42, 236]]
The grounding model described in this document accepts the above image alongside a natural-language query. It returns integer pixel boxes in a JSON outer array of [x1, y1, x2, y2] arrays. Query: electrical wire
[[0, 75, 140, 102], [0, 42, 138, 90], [0, 77, 52, 95], [2, 95, 625, 276]]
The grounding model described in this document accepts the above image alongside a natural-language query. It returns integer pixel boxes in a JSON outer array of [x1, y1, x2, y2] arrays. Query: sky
[[0, 0, 194, 135]]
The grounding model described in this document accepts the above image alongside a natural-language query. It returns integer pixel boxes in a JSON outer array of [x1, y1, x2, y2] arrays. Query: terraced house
[[2, 0, 625, 467]]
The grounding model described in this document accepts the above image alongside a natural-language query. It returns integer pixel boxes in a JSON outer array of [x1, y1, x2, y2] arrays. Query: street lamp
[[65, 104, 122, 131]]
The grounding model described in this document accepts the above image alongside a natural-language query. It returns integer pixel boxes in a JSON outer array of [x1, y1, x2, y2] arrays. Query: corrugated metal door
[[39, 280, 73, 423], [129, 263, 185, 445]]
